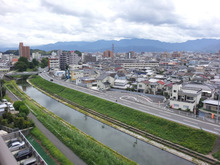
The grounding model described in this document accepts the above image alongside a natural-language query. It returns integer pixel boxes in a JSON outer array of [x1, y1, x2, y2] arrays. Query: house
[[137, 80, 150, 93], [170, 84, 202, 112], [202, 99, 219, 112], [113, 79, 129, 89], [76, 77, 97, 88], [183, 83, 215, 99], [96, 73, 115, 90], [163, 83, 173, 98]]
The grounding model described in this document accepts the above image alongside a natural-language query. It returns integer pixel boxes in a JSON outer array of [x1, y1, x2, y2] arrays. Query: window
[[183, 105, 189, 109], [174, 90, 176, 93], [173, 104, 179, 107], [139, 84, 142, 88]]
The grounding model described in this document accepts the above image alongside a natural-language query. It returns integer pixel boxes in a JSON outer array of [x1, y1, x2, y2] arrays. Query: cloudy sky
[[1, 0, 220, 47]]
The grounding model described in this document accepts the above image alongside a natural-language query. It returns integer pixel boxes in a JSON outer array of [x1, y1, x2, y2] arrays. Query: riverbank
[[5, 80, 136, 165], [27, 76, 220, 164]]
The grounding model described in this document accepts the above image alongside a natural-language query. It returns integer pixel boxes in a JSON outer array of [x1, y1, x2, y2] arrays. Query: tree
[[40, 57, 48, 68], [0, 79, 6, 100], [14, 61, 28, 72], [32, 58, 39, 66], [28, 62, 34, 69], [18, 57, 29, 65], [19, 105, 29, 115], [74, 50, 82, 57], [13, 101, 25, 110]]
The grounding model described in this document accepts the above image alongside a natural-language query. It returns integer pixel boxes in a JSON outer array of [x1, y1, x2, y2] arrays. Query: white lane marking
[[183, 119, 198, 125], [159, 112, 171, 117]]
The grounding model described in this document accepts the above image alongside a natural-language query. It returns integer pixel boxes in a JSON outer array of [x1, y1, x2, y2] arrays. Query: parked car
[[8, 141, 25, 151], [20, 157, 37, 165], [50, 79, 53, 81], [7, 138, 20, 147], [14, 148, 32, 161]]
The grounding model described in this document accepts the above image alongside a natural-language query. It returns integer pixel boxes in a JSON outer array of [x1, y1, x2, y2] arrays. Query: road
[[40, 73, 220, 135], [6, 88, 86, 165]]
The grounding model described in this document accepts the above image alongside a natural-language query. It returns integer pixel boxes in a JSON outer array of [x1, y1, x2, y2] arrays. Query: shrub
[[13, 101, 25, 110], [19, 105, 29, 115]]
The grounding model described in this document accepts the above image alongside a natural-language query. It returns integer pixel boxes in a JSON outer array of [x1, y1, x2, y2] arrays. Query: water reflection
[[19, 84, 194, 165]]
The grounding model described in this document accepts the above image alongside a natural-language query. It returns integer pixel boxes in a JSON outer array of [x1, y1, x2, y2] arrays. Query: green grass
[[26, 134, 57, 165], [28, 127, 73, 165], [29, 76, 217, 154], [5, 80, 136, 165], [213, 149, 220, 161]]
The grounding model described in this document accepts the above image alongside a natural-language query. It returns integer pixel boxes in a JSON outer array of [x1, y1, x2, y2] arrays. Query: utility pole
[[217, 89, 220, 123]]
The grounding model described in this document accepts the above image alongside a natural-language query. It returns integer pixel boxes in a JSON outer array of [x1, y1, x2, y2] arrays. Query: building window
[[139, 84, 142, 88], [174, 90, 176, 93], [173, 104, 179, 107], [183, 105, 189, 109]]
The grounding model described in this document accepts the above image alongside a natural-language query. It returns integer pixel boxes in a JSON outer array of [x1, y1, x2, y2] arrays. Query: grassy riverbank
[[29, 76, 217, 155], [5, 80, 136, 165]]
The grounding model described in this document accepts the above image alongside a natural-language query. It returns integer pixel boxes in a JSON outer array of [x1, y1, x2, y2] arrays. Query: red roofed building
[[12, 58, 18, 65]]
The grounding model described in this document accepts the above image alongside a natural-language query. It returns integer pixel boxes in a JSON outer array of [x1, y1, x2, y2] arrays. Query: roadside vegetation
[[29, 127, 73, 165], [30, 75, 217, 155], [5, 80, 136, 165]]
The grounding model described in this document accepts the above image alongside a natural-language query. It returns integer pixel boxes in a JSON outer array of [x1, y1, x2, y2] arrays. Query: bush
[[19, 105, 29, 115], [13, 101, 25, 110]]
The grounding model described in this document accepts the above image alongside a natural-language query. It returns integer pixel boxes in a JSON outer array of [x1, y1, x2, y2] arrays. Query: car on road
[[8, 141, 25, 151], [14, 148, 32, 161], [50, 79, 53, 81]]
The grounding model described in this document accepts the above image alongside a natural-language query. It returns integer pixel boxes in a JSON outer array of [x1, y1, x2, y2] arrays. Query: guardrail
[[52, 94, 220, 165]]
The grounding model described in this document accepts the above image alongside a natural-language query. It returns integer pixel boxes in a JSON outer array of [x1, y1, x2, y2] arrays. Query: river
[[18, 82, 194, 165]]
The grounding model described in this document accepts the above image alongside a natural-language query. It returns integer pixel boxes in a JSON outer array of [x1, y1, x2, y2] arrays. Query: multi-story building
[[19, 42, 30, 60], [169, 84, 202, 112], [122, 62, 159, 69], [103, 50, 113, 58], [59, 51, 81, 70], [125, 51, 135, 59], [48, 58, 59, 70], [32, 52, 41, 60]]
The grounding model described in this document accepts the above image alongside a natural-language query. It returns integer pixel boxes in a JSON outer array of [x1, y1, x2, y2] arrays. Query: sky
[[1, 0, 220, 47]]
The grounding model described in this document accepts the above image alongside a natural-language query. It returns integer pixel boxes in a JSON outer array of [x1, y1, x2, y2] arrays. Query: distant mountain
[[1, 38, 220, 52]]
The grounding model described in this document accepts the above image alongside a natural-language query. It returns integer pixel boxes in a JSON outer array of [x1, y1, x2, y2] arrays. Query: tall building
[[19, 42, 30, 60], [59, 51, 81, 70], [125, 51, 135, 59], [103, 50, 113, 58]]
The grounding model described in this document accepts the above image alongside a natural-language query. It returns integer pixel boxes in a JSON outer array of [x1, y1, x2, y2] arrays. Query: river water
[[19, 83, 194, 165]]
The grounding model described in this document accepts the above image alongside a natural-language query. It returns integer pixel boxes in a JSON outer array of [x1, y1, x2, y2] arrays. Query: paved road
[[40, 73, 220, 135], [7, 89, 86, 165]]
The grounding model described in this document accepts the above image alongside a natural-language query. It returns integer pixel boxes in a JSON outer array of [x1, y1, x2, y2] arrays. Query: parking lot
[[1, 130, 47, 165]]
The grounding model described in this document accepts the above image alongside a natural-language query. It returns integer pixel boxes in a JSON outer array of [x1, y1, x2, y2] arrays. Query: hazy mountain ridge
[[1, 38, 220, 52]]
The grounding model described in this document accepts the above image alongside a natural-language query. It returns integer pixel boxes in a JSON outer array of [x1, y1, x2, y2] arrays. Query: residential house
[[202, 99, 219, 112], [170, 84, 202, 112], [96, 73, 115, 90]]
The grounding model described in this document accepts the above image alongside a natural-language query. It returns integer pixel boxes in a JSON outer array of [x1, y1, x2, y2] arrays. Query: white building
[[32, 52, 41, 60], [170, 84, 202, 112], [48, 58, 59, 70], [122, 62, 159, 69]]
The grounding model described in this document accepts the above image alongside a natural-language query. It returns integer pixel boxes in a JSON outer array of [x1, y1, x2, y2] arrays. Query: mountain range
[[1, 38, 220, 53]]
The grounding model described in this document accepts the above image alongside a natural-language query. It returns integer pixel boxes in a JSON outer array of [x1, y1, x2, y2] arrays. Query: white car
[[8, 141, 25, 151]]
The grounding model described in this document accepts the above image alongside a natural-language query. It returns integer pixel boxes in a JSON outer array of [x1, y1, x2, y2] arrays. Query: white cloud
[[0, 0, 220, 47]]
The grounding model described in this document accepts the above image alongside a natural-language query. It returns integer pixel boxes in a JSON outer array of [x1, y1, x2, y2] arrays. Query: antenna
[[112, 43, 114, 59]]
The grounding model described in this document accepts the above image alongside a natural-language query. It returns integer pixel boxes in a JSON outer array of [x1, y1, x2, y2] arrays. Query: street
[[40, 72, 220, 135]]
